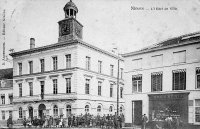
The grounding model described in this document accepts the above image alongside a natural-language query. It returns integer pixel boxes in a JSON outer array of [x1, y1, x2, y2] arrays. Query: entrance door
[[38, 104, 46, 119], [28, 106, 33, 119], [133, 101, 142, 125]]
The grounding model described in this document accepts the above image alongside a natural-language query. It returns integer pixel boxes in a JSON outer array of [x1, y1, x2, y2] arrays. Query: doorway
[[38, 104, 46, 119], [28, 106, 33, 119], [133, 101, 142, 125]]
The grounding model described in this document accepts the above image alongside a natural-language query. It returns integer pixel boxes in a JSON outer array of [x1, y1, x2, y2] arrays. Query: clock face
[[61, 22, 70, 35]]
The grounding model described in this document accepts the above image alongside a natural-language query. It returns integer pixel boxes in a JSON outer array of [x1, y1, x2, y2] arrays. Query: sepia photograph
[[0, 0, 200, 128]]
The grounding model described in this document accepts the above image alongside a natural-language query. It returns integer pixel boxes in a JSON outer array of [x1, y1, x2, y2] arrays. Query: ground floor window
[[66, 105, 71, 117], [85, 105, 90, 113], [195, 99, 200, 122], [109, 105, 113, 113], [2, 110, 5, 120], [19, 107, 22, 118], [53, 105, 58, 117]]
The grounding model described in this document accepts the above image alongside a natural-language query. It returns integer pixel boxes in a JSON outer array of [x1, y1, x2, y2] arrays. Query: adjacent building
[[123, 32, 200, 126], [0, 68, 13, 122], [10, 0, 124, 120]]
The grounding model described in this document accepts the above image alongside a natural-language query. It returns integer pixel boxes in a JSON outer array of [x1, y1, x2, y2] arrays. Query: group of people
[[22, 113, 125, 128]]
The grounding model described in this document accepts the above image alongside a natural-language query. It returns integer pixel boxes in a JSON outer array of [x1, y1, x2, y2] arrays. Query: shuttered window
[[151, 72, 163, 91], [172, 69, 186, 90]]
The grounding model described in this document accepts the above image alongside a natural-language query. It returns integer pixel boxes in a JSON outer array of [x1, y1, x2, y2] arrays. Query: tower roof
[[64, 0, 78, 13]]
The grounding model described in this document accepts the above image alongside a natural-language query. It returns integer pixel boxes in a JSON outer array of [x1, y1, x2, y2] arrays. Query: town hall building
[[10, 0, 124, 120]]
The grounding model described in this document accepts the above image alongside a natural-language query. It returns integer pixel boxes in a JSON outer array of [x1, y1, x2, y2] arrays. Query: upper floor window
[[110, 84, 113, 97], [151, 72, 163, 92], [40, 59, 45, 72], [98, 60, 102, 73], [173, 50, 186, 64], [28, 61, 33, 74], [151, 54, 163, 68], [132, 74, 142, 92], [120, 87, 123, 98], [53, 79, 58, 94], [172, 69, 186, 90], [120, 68, 123, 79], [66, 54, 71, 68], [52, 56, 58, 70], [86, 56, 91, 70], [98, 81, 102, 96], [110, 65, 114, 76], [9, 94, 13, 104], [85, 79, 90, 94], [19, 83, 22, 97], [18, 63, 22, 75], [40, 81, 45, 99], [1, 95, 5, 105], [132, 58, 142, 69], [66, 78, 71, 93], [196, 67, 200, 89], [29, 82, 33, 96]]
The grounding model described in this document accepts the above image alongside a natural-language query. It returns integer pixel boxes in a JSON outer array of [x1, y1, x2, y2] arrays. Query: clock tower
[[58, 0, 83, 42]]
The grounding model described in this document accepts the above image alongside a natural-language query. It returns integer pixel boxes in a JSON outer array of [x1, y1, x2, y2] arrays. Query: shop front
[[148, 92, 189, 127]]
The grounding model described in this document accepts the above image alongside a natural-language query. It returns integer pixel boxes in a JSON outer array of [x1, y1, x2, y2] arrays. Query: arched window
[[53, 105, 58, 117], [120, 106, 124, 114], [109, 106, 113, 113], [85, 105, 89, 113], [19, 107, 22, 118], [66, 105, 71, 117], [97, 105, 101, 112]]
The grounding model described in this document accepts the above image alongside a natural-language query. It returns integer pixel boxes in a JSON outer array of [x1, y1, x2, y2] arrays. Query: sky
[[0, 0, 200, 68]]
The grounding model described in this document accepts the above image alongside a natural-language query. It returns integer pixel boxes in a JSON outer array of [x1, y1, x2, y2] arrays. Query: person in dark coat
[[23, 118, 27, 128], [142, 114, 148, 129]]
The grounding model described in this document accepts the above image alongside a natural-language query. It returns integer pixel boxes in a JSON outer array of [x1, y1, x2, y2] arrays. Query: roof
[[122, 31, 200, 57], [64, 0, 78, 13], [0, 68, 13, 79], [9, 39, 123, 61]]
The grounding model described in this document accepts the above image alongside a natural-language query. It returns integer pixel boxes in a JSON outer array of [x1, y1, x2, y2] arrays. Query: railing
[[13, 93, 77, 103]]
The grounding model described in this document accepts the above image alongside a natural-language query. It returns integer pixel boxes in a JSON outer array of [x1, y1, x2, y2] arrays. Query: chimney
[[30, 38, 35, 49]]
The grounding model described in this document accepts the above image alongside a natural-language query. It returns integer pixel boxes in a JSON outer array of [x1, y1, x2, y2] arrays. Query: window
[[85, 79, 90, 94], [19, 83, 22, 97], [53, 105, 58, 117], [151, 72, 163, 91], [18, 63, 22, 75], [9, 111, 12, 118], [151, 54, 163, 68], [110, 65, 114, 76], [173, 50, 186, 64], [195, 99, 200, 122], [40, 59, 45, 72], [97, 105, 101, 112], [66, 54, 71, 68], [29, 82, 33, 96], [66, 78, 71, 93], [40, 81, 45, 99], [9, 94, 13, 104], [53, 79, 58, 94], [52, 56, 58, 70], [120, 106, 124, 114], [98, 60, 102, 73], [132, 58, 142, 69], [19, 107, 22, 118], [66, 105, 71, 117], [196, 67, 200, 89], [120, 68, 123, 79], [85, 105, 89, 113], [1, 95, 5, 104], [132, 75, 142, 92], [172, 69, 186, 90], [29, 61, 33, 74], [86, 56, 91, 70], [98, 81, 102, 96], [120, 87, 123, 98], [109, 106, 113, 113], [110, 84, 113, 97], [2, 111, 5, 120]]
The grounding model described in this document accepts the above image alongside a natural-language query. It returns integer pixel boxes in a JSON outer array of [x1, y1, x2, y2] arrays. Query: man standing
[[142, 114, 148, 129]]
